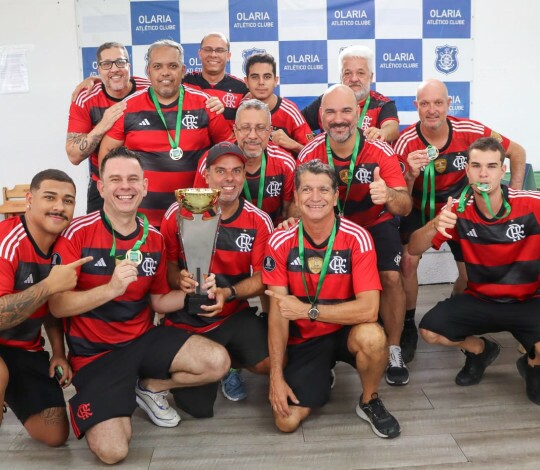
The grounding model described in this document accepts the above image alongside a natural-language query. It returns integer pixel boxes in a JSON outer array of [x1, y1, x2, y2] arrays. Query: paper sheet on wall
[[0, 45, 33, 94]]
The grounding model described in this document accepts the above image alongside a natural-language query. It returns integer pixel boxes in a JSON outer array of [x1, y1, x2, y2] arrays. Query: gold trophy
[[175, 188, 221, 314]]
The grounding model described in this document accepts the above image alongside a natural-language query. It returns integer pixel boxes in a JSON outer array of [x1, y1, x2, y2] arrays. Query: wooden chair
[[0, 184, 30, 219]]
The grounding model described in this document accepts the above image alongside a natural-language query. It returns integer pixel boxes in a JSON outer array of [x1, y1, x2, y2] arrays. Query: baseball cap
[[205, 141, 247, 168]]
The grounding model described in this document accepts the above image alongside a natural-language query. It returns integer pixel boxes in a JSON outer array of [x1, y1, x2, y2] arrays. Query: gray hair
[[338, 45, 374, 77], [294, 160, 338, 192], [146, 39, 184, 65], [235, 99, 271, 126]]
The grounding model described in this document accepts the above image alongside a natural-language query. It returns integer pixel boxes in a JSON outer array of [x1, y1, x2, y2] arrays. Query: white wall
[[0, 1, 538, 286]]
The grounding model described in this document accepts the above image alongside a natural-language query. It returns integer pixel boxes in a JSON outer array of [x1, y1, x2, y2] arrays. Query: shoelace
[[365, 394, 390, 419], [389, 348, 405, 368], [148, 390, 169, 409]]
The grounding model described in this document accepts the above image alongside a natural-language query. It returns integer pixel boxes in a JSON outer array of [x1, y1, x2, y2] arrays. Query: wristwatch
[[225, 285, 237, 303], [308, 304, 320, 322]]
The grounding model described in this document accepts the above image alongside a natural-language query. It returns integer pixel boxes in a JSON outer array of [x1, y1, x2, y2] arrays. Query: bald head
[[416, 79, 449, 101], [414, 79, 451, 133], [320, 84, 360, 144]]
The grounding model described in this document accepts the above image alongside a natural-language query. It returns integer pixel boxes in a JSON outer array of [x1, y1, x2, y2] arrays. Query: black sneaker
[[455, 337, 500, 386], [355, 393, 401, 439], [385, 346, 409, 386], [516, 354, 540, 405], [400, 320, 418, 363]]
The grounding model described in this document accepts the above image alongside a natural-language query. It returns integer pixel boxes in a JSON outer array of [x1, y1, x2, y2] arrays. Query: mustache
[[329, 123, 349, 129], [47, 212, 69, 221]]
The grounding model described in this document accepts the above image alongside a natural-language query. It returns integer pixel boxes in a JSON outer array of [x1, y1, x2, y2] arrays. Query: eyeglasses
[[234, 125, 271, 137], [98, 59, 129, 70], [200, 47, 229, 55]]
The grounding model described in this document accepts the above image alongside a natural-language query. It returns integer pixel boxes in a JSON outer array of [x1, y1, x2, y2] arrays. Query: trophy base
[[185, 294, 216, 315]]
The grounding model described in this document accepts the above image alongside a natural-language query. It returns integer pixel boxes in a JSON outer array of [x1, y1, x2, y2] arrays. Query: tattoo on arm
[[0, 284, 50, 331], [66, 132, 103, 159]]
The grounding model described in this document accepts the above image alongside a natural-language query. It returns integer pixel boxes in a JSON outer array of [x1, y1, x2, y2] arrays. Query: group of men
[[1, 30, 538, 465]]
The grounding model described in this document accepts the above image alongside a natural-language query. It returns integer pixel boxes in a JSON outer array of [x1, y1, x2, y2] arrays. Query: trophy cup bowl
[[175, 188, 221, 214], [175, 188, 221, 315]]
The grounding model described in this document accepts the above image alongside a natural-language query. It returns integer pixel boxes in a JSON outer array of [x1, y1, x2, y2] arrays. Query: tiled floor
[[2, 284, 539, 469]]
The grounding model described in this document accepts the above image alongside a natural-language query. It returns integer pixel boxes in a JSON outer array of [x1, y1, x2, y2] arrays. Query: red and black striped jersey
[[161, 198, 273, 333], [193, 142, 294, 225], [302, 90, 399, 133], [106, 85, 233, 227], [263, 216, 381, 344], [0, 216, 56, 351], [68, 77, 150, 183], [182, 72, 248, 127], [298, 132, 406, 228], [270, 96, 314, 149], [394, 116, 511, 218], [54, 210, 169, 372], [431, 187, 540, 302]]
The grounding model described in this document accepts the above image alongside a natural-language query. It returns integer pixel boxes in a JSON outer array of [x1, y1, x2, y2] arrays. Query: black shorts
[[367, 217, 403, 272], [205, 307, 269, 367], [171, 307, 268, 419], [0, 346, 66, 424], [69, 326, 189, 439], [399, 208, 464, 262], [419, 294, 540, 356], [284, 327, 356, 408]]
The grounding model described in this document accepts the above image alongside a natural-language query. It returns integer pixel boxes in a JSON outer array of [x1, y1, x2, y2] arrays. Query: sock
[[405, 308, 416, 322]]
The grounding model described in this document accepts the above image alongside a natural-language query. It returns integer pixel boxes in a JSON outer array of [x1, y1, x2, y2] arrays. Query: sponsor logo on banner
[[82, 47, 99, 78], [423, 0, 471, 38], [446, 82, 470, 118], [229, 0, 278, 42], [242, 47, 267, 75], [376, 39, 422, 82], [279, 41, 327, 84], [327, 0, 375, 39], [183, 44, 203, 74], [131, 1, 180, 45], [435, 45, 458, 75]]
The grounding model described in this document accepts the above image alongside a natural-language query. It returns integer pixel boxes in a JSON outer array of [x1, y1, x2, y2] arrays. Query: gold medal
[[170, 147, 183, 160], [125, 249, 143, 265], [307, 256, 323, 274], [426, 145, 439, 160], [339, 169, 349, 184]]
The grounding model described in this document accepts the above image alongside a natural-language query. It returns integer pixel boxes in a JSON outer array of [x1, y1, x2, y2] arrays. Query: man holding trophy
[[161, 141, 273, 413]]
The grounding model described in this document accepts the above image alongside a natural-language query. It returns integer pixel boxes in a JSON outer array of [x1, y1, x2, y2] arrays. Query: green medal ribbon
[[104, 212, 150, 262], [326, 130, 361, 216], [457, 184, 511, 219], [421, 160, 437, 225], [243, 150, 267, 209], [298, 218, 337, 307], [324, 95, 370, 216], [149, 86, 184, 151]]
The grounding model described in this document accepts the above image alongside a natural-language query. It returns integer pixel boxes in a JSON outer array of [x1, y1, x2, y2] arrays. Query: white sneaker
[[135, 380, 180, 427], [385, 345, 409, 386]]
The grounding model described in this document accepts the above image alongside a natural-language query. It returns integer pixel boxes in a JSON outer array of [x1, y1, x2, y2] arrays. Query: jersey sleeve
[[67, 101, 93, 134], [378, 145, 407, 188], [208, 110, 234, 144], [351, 234, 382, 294], [377, 100, 399, 126], [0, 258, 16, 298], [262, 232, 289, 288], [301, 95, 323, 132], [251, 214, 272, 272], [160, 208, 181, 263]]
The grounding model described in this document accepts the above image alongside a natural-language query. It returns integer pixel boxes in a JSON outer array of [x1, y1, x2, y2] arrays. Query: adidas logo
[[24, 273, 33, 284], [94, 258, 107, 267], [138, 118, 150, 126], [466, 228, 478, 238], [290, 257, 301, 266]]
